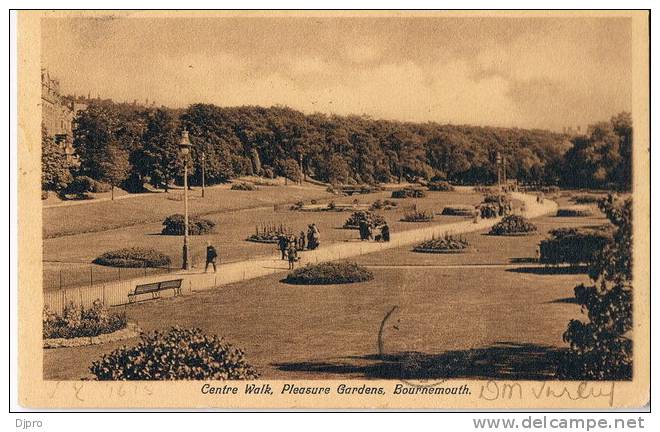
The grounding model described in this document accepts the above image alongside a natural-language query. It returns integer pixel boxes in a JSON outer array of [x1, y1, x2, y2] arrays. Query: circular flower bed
[[93, 247, 171, 268], [556, 206, 595, 217], [440, 205, 477, 217], [488, 215, 537, 236], [401, 210, 434, 222], [343, 211, 386, 229], [284, 262, 374, 285], [161, 214, 216, 235], [246, 223, 293, 243], [413, 235, 470, 253]]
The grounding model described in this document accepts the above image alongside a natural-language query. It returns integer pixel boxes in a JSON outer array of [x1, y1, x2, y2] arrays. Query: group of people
[[278, 223, 321, 269], [358, 220, 390, 242]]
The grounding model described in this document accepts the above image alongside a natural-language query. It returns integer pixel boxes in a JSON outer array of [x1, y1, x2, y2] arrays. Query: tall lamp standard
[[201, 152, 206, 198], [179, 129, 193, 270]]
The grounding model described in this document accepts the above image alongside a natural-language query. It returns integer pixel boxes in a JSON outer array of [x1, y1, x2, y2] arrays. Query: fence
[[43, 264, 172, 291]]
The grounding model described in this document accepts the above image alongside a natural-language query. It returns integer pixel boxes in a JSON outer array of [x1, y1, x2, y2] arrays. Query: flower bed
[[284, 262, 374, 285], [570, 194, 605, 204], [413, 234, 470, 253], [93, 247, 171, 268], [440, 204, 477, 217], [161, 214, 216, 235], [43, 300, 128, 341], [391, 187, 426, 198], [489, 215, 537, 236], [401, 210, 434, 222], [370, 199, 398, 210], [246, 223, 293, 243], [343, 211, 386, 229], [556, 205, 595, 217], [427, 181, 454, 192], [230, 182, 258, 191], [44, 322, 141, 349]]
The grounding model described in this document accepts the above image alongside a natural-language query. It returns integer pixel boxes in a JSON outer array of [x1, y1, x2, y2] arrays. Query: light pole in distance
[[179, 129, 193, 270]]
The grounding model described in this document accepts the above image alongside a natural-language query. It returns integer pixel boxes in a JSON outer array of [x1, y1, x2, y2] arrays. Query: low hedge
[[162, 214, 216, 235], [93, 247, 171, 268], [570, 194, 604, 204], [427, 181, 454, 192], [489, 215, 537, 236], [343, 211, 386, 229], [413, 234, 469, 253], [539, 227, 611, 265], [556, 206, 595, 217], [231, 182, 258, 191], [284, 262, 374, 285], [391, 188, 426, 199], [90, 327, 259, 380], [401, 210, 434, 222], [441, 205, 477, 217], [44, 300, 127, 339]]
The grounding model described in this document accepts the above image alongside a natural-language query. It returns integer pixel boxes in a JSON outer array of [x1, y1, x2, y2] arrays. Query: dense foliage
[[284, 262, 374, 285], [41, 124, 72, 191], [343, 211, 387, 229], [90, 327, 259, 380], [559, 198, 632, 379], [391, 187, 426, 198], [93, 247, 171, 268], [489, 215, 537, 235], [539, 227, 612, 266], [43, 300, 127, 339], [161, 214, 216, 235]]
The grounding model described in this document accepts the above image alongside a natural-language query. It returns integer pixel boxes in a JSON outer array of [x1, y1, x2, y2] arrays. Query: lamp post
[[201, 152, 206, 198], [179, 129, 193, 270]]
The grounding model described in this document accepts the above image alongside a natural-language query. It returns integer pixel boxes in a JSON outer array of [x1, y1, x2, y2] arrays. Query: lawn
[[43, 190, 483, 290], [43, 205, 598, 381]]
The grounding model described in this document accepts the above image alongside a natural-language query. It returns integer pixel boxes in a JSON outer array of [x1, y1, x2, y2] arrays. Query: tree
[[277, 158, 302, 184], [73, 104, 121, 180], [559, 197, 632, 380], [136, 109, 181, 191], [99, 141, 131, 200], [41, 124, 72, 191]]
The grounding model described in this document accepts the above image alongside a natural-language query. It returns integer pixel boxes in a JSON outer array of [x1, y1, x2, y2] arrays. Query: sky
[[41, 15, 632, 131]]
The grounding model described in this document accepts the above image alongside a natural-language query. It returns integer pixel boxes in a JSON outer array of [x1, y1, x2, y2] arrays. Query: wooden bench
[[128, 278, 183, 303]]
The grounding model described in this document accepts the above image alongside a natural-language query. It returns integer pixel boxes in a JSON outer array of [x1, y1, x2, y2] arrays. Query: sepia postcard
[[16, 10, 650, 409]]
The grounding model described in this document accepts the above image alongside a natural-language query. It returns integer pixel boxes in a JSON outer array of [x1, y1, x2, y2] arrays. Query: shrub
[[90, 327, 259, 380], [161, 214, 216, 235], [483, 193, 511, 205], [401, 210, 434, 222], [571, 194, 604, 204], [93, 247, 171, 268], [489, 215, 537, 236], [370, 199, 398, 210], [539, 227, 612, 265], [556, 206, 595, 217], [440, 205, 477, 217], [43, 300, 127, 339], [479, 203, 498, 219], [343, 211, 386, 229], [262, 166, 275, 179], [427, 181, 454, 192], [230, 182, 257, 191], [391, 187, 426, 198], [413, 234, 469, 253], [284, 262, 374, 285]]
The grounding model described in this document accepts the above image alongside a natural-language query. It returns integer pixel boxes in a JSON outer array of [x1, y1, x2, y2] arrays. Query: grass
[[43, 190, 482, 290], [43, 204, 601, 381]]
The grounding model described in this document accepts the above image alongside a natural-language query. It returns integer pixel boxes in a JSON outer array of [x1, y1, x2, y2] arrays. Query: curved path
[[44, 192, 558, 311]]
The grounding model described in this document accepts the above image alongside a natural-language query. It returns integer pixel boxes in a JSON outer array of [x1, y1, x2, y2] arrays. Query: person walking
[[298, 231, 306, 251], [358, 220, 369, 241], [205, 241, 218, 273], [287, 238, 298, 270], [380, 223, 390, 242], [278, 234, 288, 260]]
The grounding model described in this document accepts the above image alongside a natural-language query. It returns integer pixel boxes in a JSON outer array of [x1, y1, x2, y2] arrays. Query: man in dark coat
[[278, 235, 288, 260], [205, 241, 218, 273]]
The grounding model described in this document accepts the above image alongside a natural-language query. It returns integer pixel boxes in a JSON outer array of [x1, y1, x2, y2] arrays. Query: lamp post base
[[182, 243, 191, 270]]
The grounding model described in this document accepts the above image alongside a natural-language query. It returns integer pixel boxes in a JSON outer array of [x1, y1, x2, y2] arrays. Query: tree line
[[41, 101, 633, 194]]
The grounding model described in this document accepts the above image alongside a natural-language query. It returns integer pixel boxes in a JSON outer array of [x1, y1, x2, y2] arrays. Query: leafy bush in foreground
[[284, 262, 374, 285], [489, 215, 537, 236], [343, 211, 386, 229], [90, 327, 259, 380], [44, 300, 127, 339], [93, 247, 171, 268], [162, 214, 216, 235], [391, 188, 426, 198], [539, 227, 611, 266]]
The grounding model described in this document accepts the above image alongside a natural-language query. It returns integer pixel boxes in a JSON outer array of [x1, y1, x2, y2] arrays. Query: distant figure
[[380, 223, 390, 242], [287, 240, 298, 270], [298, 231, 306, 251], [307, 223, 320, 250], [205, 241, 218, 273], [358, 220, 370, 241], [278, 235, 288, 260]]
